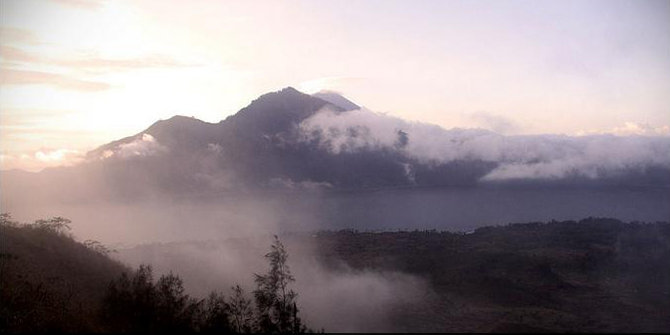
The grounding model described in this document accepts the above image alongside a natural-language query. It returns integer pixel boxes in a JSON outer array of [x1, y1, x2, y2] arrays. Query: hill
[[3, 87, 669, 207], [0, 214, 128, 332], [0, 214, 312, 333], [3, 213, 669, 332], [313, 218, 670, 332], [113, 217, 670, 332]]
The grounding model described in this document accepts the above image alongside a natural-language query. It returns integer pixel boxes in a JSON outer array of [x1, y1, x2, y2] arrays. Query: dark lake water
[[4, 186, 669, 245], [310, 186, 670, 231]]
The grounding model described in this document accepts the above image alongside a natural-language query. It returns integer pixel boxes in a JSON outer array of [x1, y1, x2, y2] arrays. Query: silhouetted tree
[[154, 272, 193, 332], [197, 292, 232, 333], [102, 265, 155, 332], [228, 285, 254, 333], [32, 217, 71, 234], [253, 235, 305, 333]]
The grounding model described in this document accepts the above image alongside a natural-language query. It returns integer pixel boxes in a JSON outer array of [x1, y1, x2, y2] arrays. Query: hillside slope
[[0, 215, 128, 332], [314, 218, 670, 332], [3, 87, 670, 208]]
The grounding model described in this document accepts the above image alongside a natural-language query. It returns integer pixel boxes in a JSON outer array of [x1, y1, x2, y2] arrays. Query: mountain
[[2, 87, 670, 205], [6, 88, 490, 200], [0, 215, 128, 332], [312, 90, 360, 111]]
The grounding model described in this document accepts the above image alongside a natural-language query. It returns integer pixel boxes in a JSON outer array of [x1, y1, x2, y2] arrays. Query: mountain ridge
[[2, 87, 670, 205], [312, 90, 360, 111]]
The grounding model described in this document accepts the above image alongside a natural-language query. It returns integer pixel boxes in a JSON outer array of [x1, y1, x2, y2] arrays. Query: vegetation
[[1, 214, 127, 332], [2, 213, 669, 333], [102, 265, 229, 333], [253, 236, 305, 333], [1, 214, 309, 333], [313, 218, 670, 332]]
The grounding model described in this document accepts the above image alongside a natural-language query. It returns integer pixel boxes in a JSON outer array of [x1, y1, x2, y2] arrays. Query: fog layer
[[299, 108, 670, 182], [114, 234, 430, 332]]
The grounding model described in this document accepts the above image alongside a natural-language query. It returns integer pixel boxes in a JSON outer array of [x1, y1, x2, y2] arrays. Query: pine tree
[[253, 235, 305, 333], [198, 291, 232, 333], [228, 285, 254, 333]]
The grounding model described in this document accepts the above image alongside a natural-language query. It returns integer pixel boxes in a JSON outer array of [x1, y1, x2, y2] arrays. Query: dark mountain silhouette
[[0, 215, 128, 332], [312, 90, 360, 111], [2, 87, 669, 204], [1, 87, 497, 202]]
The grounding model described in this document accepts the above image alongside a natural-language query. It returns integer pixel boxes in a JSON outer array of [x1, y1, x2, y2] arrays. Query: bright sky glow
[[1, 0, 669, 171]]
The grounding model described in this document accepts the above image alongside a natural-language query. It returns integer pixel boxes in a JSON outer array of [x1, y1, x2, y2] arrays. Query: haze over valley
[[1, 0, 669, 333], [3, 88, 669, 244]]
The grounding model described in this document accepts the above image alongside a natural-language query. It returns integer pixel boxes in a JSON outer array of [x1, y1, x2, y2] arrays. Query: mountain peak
[[146, 115, 212, 136], [312, 90, 360, 111], [225, 86, 338, 135], [280, 86, 300, 94]]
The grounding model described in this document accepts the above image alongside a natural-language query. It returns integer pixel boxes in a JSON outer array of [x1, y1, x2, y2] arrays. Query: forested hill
[[1, 214, 308, 333], [0, 215, 128, 332], [2, 215, 669, 332], [313, 218, 670, 332]]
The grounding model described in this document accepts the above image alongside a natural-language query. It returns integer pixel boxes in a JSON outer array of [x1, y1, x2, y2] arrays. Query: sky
[[1, 0, 669, 171]]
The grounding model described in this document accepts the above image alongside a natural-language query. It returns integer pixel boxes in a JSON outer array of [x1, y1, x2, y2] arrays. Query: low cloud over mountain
[[3, 87, 669, 206], [299, 108, 670, 184]]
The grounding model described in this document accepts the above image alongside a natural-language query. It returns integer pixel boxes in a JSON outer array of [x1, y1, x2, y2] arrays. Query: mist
[[1, 169, 436, 331], [114, 234, 431, 332], [299, 107, 670, 182], [2, 89, 669, 332]]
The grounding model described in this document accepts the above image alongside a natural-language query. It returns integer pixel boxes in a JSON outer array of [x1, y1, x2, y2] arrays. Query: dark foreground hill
[[117, 217, 670, 333], [3, 215, 669, 333], [0, 215, 309, 333], [0, 215, 128, 332]]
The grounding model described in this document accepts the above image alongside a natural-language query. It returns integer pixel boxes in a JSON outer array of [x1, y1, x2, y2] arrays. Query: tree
[[197, 291, 232, 333], [102, 265, 156, 333], [32, 217, 71, 234], [154, 272, 192, 333], [253, 235, 305, 333], [228, 285, 254, 333]]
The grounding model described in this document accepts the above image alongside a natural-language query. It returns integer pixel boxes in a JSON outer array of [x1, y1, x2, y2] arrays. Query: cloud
[[0, 108, 79, 128], [50, 54, 193, 73], [613, 122, 669, 136], [0, 27, 41, 45], [299, 107, 504, 163], [297, 76, 366, 94], [0, 45, 39, 63], [48, 0, 106, 10], [0, 68, 111, 91], [114, 236, 430, 333], [0, 148, 83, 171], [102, 133, 168, 159], [0, 45, 193, 91], [482, 135, 670, 181], [299, 108, 670, 182], [1, 45, 193, 73], [34, 148, 80, 162], [297, 267, 429, 332], [467, 111, 519, 134], [578, 122, 670, 137], [267, 177, 333, 191]]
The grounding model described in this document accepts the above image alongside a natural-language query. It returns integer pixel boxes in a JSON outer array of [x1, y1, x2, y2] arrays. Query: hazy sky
[[1, 0, 669, 171]]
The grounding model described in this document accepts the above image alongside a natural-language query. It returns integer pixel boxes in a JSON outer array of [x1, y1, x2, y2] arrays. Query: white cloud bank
[[100, 133, 168, 160], [579, 122, 670, 137], [299, 108, 670, 181], [0, 148, 83, 171]]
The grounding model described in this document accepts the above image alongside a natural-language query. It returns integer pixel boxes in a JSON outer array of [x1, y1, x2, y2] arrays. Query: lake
[[3, 185, 669, 245]]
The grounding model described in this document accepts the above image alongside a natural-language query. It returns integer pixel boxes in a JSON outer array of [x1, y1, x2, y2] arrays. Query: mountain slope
[[312, 90, 360, 111], [0, 216, 128, 332], [2, 87, 670, 205], [17, 87, 452, 198]]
